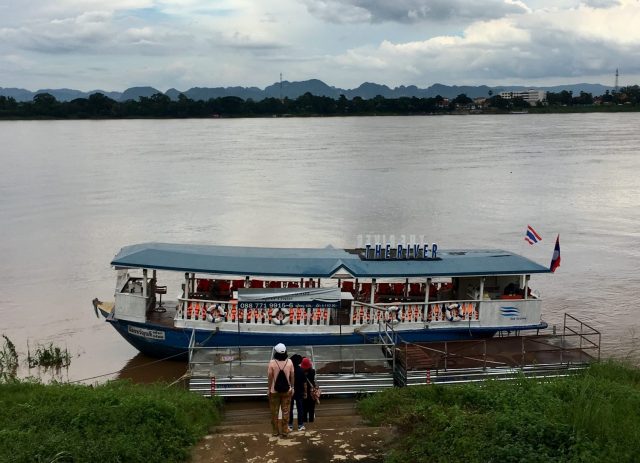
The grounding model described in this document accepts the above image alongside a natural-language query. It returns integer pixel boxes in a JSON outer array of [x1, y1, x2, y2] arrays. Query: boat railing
[[351, 299, 480, 325], [563, 313, 601, 361], [176, 297, 331, 326], [398, 314, 600, 384]]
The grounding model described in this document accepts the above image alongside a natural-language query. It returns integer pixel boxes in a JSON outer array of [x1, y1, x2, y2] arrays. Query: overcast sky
[[1, 0, 638, 91]]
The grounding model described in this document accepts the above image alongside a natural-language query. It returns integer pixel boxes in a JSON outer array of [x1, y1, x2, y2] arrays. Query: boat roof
[[111, 242, 550, 278]]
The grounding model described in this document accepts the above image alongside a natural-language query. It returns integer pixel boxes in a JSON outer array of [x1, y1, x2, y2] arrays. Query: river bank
[[0, 380, 222, 463], [358, 361, 640, 462], [0, 103, 639, 120], [2, 362, 638, 462]]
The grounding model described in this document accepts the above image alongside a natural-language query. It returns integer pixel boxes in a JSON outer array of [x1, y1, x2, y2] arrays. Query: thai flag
[[524, 225, 542, 245], [550, 235, 561, 273]]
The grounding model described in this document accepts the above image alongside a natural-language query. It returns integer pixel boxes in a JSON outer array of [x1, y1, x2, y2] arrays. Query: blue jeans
[[288, 395, 304, 427]]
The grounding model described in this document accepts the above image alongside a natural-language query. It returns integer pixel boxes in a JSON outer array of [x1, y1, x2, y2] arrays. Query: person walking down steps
[[267, 343, 294, 437], [288, 354, 306, 432]]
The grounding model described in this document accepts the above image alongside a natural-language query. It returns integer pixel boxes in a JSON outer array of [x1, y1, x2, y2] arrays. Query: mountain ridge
[[0, 80, 615, 102]]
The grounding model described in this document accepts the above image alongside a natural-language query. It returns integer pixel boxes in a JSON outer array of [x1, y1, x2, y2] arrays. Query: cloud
[[301, 0, 529, 24], [2, 0, 640, 90], [0, 54, 36, 72], [581, 0, 620, 7], [327, 1, 640, 83], [0, 9, 202, 55]]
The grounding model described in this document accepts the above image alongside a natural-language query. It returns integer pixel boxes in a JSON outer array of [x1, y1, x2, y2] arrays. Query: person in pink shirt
[[267, 343, 295, 436]]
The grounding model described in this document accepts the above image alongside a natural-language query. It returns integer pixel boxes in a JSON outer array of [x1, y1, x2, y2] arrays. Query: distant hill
[[0, 87, 122, 102], [119, 86, 161, 101], [264, 79, 341, 99], [0, 87, 34, 101], [0, 81, 616, 103]]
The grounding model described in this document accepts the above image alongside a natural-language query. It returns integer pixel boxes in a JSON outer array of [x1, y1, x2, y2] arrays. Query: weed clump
[[27, 343, 71, 369], [0, 335, 19, 381]]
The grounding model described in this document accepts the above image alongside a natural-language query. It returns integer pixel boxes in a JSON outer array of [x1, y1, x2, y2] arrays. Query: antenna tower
[[614, 68, 619, 93], [279, 73, 283, 101]]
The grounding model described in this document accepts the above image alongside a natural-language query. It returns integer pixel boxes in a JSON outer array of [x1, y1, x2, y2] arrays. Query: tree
[[452, 93, 472, 107], [337, 94, 348, 113], [32, 93, 59, 116], [87, 92, 116, 116], [573, 91, 593, 105], [0, 96, 18, 112], [488, 95, 509, 110]]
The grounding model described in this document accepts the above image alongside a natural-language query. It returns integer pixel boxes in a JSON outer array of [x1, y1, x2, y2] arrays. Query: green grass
[[0, 380, 223, 463], [358, 361, 640, 463]]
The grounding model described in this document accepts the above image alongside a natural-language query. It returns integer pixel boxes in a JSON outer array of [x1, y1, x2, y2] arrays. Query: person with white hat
[[267, 343, 294, 436]]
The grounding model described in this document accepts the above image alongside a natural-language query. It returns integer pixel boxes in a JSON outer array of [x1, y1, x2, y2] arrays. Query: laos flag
[[550, 235, 561, 273], [524, 225, 542, 245]]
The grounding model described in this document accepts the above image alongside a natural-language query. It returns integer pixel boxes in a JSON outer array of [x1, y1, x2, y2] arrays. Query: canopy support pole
[[143, 269, 148, 298]]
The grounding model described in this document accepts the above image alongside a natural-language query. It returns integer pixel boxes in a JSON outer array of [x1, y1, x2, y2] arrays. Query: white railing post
[[424, 278, 431, 322], [370, 278, 376, 305], [349, 303, 354, 326]]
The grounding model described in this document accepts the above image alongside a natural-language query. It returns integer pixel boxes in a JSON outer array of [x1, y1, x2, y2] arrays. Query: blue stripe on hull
[[107, 318, 539, 359]]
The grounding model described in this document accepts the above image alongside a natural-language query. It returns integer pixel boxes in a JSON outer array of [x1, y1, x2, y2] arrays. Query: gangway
[[188, 313, 600, 397], [188, 343, 396, 397]]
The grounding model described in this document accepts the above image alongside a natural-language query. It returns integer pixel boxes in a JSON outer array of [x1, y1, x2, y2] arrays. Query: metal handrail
[[564, 312, 600, 335], [563, 313, 601, 361], [189, 343, 395, 377], [400, 329, 600, 375], [187, 329, 196, 365]]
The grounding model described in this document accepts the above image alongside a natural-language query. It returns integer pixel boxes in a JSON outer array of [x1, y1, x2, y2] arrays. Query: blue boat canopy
[[111, 243, 550, 278]]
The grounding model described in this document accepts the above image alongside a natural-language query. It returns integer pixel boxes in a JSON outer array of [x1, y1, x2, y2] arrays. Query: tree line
[[0, 86, 639, 118]]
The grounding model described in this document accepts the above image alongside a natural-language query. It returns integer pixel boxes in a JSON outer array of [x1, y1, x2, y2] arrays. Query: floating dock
[[188, 313, 600, 397], [189, 343, 396, 397]]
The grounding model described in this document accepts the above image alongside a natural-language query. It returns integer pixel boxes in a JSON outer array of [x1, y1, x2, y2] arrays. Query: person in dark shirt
[[301, 357, 317, 424], [287, 354, 306, 431]]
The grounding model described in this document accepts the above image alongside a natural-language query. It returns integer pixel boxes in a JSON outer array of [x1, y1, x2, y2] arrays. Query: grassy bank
[[358, 361, 640, 463], [0, 380, 222, 463]]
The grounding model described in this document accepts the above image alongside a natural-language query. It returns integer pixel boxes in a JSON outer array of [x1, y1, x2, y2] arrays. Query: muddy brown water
[[2, 115, 640, 384]]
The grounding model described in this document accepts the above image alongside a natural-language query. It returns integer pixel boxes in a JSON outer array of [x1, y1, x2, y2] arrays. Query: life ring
[[271, 308, 290, 325], [445, 303, 461, 322], [387, 306, 400, 325], [207, 304, 226, 323]]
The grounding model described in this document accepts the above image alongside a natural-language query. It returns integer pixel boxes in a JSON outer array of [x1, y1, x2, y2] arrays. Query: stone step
[[192, 398, 393, 463], [221, 397, 361, 426]]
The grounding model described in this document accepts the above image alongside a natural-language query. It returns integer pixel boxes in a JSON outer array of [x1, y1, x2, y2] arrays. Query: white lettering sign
[[128, 325, 166, 340]]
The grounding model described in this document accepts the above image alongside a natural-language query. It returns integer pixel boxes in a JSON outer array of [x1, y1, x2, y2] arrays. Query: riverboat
[[94, 242, 550, 358]]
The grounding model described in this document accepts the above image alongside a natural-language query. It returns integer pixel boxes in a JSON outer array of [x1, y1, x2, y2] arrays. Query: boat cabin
[[109, 243, 548, 339]]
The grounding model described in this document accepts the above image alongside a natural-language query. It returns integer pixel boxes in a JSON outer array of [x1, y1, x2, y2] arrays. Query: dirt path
[[191, 398, 394, 463]]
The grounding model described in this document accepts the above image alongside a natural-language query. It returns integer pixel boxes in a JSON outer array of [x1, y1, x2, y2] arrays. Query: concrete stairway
[[191, 398, 394, 463]]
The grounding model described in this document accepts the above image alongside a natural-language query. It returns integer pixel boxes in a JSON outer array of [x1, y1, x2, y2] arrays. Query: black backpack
[[274, 360, 290, 393]]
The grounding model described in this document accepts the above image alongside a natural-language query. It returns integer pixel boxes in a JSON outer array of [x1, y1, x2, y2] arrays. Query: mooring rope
[[67, 351, 187, 384]]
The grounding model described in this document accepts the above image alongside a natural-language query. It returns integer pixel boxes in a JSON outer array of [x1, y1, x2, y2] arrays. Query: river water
[[1, 114, 639, 383]]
